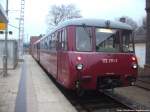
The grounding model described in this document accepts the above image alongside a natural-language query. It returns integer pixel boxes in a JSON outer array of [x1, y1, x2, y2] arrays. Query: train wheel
[[76, 88, 85, 97]]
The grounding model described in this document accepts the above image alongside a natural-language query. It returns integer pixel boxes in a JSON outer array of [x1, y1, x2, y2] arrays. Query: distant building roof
[[134, 27, 146, 43]]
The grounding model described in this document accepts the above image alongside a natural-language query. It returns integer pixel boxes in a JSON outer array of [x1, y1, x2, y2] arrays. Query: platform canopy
[[0, 4, 8, 23]]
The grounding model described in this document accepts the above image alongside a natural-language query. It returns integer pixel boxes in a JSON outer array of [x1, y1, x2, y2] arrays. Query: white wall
[[135, 43, 146, 67]]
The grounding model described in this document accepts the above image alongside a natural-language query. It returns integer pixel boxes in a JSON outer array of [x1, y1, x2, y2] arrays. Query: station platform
[[0, 55, 77, 112]]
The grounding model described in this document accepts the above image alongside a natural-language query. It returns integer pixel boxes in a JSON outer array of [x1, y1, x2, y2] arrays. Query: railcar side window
[[122, 31, 134, 52], [57, 31, 61, 49], [44, 37, 48, 49], [40, 40, 44, 50], [48, 35, 52, 49], [62, 28, 67, 50], [46, 37, 49, 50], [37, 43, 40, 49], [76, 27, 92, 51], [51, 33, 57, 51], [42, 40, 45, 49]]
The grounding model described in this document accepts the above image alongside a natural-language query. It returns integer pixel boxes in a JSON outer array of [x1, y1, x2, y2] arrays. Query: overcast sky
[[5, 0, 146, 42]]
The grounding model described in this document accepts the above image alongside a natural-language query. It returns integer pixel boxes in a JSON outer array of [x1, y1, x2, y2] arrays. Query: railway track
[[101, 89, 150, 112], [62, 90, 132, 112], [136, 77, 150, 91]]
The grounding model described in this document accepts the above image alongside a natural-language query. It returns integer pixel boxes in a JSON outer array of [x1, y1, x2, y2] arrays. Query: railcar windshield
[[76, 26, 134, 53], [96, 28, 134, 53], [76, 27, 92, 51]]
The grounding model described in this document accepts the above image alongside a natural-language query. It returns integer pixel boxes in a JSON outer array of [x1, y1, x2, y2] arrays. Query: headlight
[[76, 64, 83, 70], [132, 63, 138, 69]]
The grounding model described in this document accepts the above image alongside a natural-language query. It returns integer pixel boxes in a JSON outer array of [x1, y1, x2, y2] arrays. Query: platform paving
[[25, 55, 77, 112], [0, 63, 21, 112], [0, 55, 77, 112]]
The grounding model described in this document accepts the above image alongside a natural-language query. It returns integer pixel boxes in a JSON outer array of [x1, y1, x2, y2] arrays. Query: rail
[[101, 89, 150, 111]]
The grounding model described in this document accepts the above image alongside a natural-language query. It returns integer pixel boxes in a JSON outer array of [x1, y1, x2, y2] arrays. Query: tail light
[[131, 56, 138, 69], [131, 56, 136, 61], [77, 56, 82, 61]]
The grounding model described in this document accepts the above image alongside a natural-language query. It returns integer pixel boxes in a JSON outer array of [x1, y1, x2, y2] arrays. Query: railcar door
[[37, 43, 40, 61], [57, 31, 62, 82], [57, 29, 67, 85]]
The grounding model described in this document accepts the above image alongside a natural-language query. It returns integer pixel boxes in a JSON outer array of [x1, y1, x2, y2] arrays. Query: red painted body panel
[[40, 50, 57, 78], [66, 52, 138, 89], [32, 47, 38, 60], [57, 52, 70, 87], [67, 26, 75, 51], [33, 49, 138, 90]]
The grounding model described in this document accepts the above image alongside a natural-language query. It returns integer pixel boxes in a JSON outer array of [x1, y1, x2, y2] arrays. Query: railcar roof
[[57, 18, 133, 30], [35, 18, 133, 44]]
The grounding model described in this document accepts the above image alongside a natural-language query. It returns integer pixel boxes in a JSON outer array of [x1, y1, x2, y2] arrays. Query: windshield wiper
[[82, 23, 92, 38]]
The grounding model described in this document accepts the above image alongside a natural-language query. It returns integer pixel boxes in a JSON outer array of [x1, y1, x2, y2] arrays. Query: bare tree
[[46, 4, 82, 31], [117, 16, 138, 31], [136, 16, 147, 35]]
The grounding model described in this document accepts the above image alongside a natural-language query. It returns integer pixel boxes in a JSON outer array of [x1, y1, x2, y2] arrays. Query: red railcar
[[32, 19, 138, 92]]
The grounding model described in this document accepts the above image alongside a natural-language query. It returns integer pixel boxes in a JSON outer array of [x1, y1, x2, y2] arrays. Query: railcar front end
[[68, 52, 137, 90], [67, 26, 138, 91]]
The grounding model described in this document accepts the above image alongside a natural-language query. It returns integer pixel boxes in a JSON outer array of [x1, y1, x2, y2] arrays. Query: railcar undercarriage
[[97, 76, 122, 89]]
